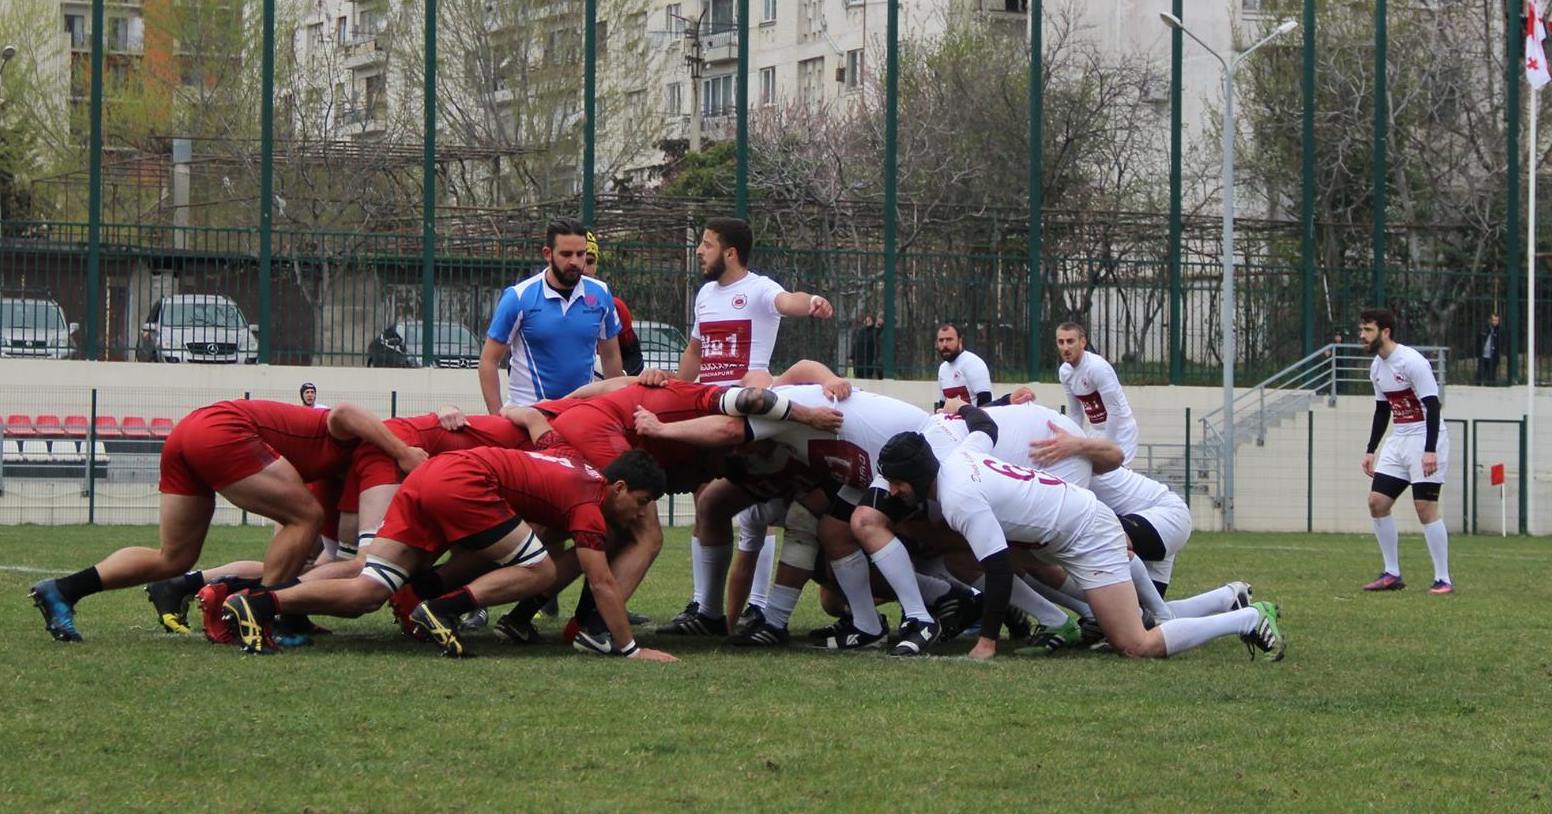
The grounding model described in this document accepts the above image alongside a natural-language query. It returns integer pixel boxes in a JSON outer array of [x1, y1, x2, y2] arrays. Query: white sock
[[979, 575, 1069, 627], [1158, 607, 1259, 656], [689, 536, 705, 606], [1372, 515, 1401, 576], [869, 538, 932, 623], [1131, 558, 1174, 622], [920, 556, 977, 593], [1166, 585, 1236, 619], [749, 536, 776, 608], [1423, 519, 1451, 584], [764, 583, 802, 629], [1025, 573, 1092, 617], [915, 572, 951, 605], [694, 544, 732, 620], [1058, 575, 1087, 603], [831, 551, 883, 635]]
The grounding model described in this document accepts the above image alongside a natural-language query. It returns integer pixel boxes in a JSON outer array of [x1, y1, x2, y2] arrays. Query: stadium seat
[[5, 414, 36, 437], [20, 439, 51, 463], [2, 439, 22, 463], [51, 440, 85, 464], [150, 417, 175, 438], [93, 416, 122, 438], [120, 416, 152, 439], [33, 415, 63, 437], [91, 441, 110, 464], [63, 415, 89, 438]]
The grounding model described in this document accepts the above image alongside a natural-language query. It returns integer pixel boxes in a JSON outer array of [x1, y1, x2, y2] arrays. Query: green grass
[[2, 526, 1550, 813]]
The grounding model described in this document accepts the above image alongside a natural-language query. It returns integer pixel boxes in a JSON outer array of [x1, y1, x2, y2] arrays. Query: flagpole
[[1529, 80, 1538, 536]]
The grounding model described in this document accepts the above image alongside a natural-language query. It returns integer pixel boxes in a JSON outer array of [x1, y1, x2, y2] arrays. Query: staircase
[[1133, 343, 1449, 508]]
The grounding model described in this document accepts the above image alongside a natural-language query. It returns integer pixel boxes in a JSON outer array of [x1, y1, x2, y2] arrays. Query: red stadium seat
[[149, 417, 175, 438], [5, 414, 36, 437], [63, 415, 89, 438], [93, 415, 123, 438], [33, 414, 63, 436], [120, 416, 152, 438]]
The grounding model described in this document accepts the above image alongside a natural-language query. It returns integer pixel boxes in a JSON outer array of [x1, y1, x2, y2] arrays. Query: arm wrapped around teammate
[[956, 404, 998, 445]]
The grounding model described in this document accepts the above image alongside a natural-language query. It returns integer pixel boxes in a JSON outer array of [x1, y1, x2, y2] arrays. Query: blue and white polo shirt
[[486, 271, 621, 406]]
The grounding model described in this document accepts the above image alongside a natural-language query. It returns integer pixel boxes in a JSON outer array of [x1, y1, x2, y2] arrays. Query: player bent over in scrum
[[876, 406, 1285, 662], [222, 447, 672, 661], [30, 400, 423, 643]]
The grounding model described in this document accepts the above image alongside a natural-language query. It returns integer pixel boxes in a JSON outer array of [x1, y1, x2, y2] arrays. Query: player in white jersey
[[922, 401, 1098, 489], [662, 217, 836, 636], [1358, 308, 1453, 594], [934, 323, 994, 407], [635, 385, 957, 655], [1056, 322, 1139, 466], [876, 407, 1286, 662]]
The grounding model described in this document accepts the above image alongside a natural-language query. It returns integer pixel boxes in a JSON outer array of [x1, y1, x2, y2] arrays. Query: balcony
[[700, 26, 738, 65], [343, 38, 385, 70]]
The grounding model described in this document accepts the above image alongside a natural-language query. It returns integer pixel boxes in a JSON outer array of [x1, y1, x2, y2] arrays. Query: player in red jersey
[[30, 400, 422, 642], [222, 446, 673, 660]]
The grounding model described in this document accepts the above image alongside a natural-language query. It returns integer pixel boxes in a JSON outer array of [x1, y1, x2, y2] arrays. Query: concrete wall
[[2, 358, 1547, 535]]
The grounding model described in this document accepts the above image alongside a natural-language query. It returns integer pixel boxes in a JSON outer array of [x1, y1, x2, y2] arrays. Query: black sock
[[54, 567, 104, 605], [573, 583, 597, 622], [246, 591, 279, 621], [176, 571, 205, 594], [427, 587, 478, 619], [408, 570, 446, 600], [506, 594, 547, 624]]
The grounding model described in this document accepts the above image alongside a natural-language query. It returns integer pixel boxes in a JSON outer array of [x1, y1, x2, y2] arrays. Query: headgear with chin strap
[[878, 431, 940, 501], [585, 231, 600, 260]]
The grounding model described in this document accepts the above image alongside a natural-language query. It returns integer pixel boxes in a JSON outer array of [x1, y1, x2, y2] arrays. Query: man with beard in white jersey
[[1056, 322, 1139, 465], [934, 323, 994, 408], [635, 386, 953, 655], [876, 406, 1286, 662], [1357, 308, 1453, 595], [660, 217, 836, 637]]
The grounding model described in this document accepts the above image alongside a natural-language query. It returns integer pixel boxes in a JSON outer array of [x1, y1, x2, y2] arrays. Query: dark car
[[366, 320, 482, 368]]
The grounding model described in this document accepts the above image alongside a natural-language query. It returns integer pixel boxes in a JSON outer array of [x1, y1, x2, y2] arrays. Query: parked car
[[367, 320, 483, 368], [136, 294, 260, 364], [593, 319, 688, 379], [0, 297, 77, 359]]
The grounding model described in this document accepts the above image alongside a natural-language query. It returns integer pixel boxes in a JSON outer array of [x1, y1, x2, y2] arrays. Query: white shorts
[[1039, 506, 1132, 592], [1132, 494, 1191, 585], [1375, 429, 1449, 485], [736, 499, 788, 551]]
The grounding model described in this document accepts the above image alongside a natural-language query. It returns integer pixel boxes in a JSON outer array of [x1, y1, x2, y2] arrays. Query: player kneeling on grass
[[876, 405, 1285, 662], [222, 446, 674, 661], [30, 399, 424, 643]]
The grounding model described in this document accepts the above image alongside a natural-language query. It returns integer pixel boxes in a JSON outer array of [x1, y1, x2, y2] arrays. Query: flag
[[1528, 1, 1551, 89]]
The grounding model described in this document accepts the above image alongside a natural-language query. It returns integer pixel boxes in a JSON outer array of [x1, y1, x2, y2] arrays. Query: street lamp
[[0, 44, 16, 245], [1160, 14, 1296, 531]]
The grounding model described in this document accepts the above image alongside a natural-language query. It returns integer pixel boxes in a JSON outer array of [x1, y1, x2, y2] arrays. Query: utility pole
[[682, 10, 705, 153]]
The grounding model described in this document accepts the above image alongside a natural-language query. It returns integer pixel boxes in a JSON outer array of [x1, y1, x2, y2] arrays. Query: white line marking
[[1211, 542, 1552, 562], [0, 564, 61, 575]]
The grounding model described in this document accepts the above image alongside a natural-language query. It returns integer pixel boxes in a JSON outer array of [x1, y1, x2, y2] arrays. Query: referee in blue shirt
[[479, 219, 624, 413]]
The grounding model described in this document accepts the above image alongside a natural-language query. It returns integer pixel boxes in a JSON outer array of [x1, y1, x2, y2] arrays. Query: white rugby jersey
[[919, 403, 1092, 488], [937, 350, 992, 404], [691, 271, 786, 385], [1088, 466, 1174, 516], [1058, 350, 1138, 464], [935, 432, 1101, 561], [1369, 343, 1440, 438], [747, 386, 928, 493]]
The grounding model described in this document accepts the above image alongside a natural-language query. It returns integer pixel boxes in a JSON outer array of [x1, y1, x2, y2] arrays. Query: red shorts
[[339, 446, 402, 513], [375, 456, 519, 556], [159, 406, 282, 497]]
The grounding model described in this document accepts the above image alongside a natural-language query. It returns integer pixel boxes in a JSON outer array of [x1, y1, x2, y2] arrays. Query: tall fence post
[[1028, 0, 1044, 382], [1306, 409, 1314, 533], [1167, 0, 1183, 384], [1371, 0, 1388, 306], [881, 0, 899, 378], [735, 0, 750, 219], [86, 388, 98, 523], [1507, 0, 1523, 386], [1300, 0, 1316, 357], [258, 0, 276, 363], [582, 0, 596, 226], [1183, 406, 1192, 505], [421, 0, 438, 366], [85, 0, 104, 360], [1519, 416, 1529, 535]]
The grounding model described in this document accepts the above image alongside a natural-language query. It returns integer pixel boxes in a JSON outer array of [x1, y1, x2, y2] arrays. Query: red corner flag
[[1529, 2, 1551, 88], [1491, 463, 1506, 487]]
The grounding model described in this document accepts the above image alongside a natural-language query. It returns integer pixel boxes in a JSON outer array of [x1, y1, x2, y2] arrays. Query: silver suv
[[0, 297, 78, 359], [136, 294, 260, 364]]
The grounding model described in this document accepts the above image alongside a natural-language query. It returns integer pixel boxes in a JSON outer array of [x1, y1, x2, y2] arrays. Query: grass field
[[2, 525, 1550, 813]]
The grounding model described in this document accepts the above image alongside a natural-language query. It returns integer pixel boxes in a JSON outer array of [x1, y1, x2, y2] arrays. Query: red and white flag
[[1528, 1, 1550, 89]]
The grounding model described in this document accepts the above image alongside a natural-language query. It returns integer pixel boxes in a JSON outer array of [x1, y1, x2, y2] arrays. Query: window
[[845, 49, 864, 91], [108, 17, 129, 51], [64, 14, 86, 49], [709, 0, 734, 32], [365, 74, 386, 119], [666, 4, 684, 35], [666, 81, 683, 115], [703, 74, 734, 116], [336, 16, 348, 42], [597, 20, 608, 57], [307, 22, 324, 49], [798, 56, 824, 105], [759, 66, 775, 106], [357, 8, 384, 39], [762, 0, 777, 24]]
